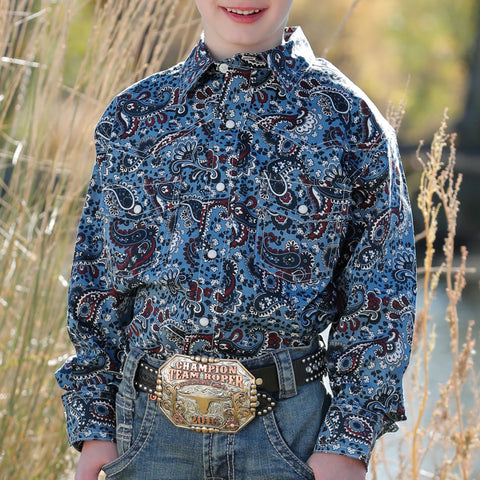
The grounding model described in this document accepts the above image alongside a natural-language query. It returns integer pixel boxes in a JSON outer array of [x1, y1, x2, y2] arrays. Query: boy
[[56, 1, 416, 479]]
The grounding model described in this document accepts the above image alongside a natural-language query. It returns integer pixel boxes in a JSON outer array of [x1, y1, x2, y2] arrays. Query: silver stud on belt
[[256, 392, 276, 416], [134, 361, 157, 395], [302, 350, 326, 383]]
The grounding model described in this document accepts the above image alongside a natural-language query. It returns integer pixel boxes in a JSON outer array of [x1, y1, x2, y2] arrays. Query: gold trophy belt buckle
[[155, 354, 259, 434]]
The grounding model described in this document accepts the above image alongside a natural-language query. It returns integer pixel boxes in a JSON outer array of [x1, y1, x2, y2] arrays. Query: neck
[[202, 30, 285, 61]]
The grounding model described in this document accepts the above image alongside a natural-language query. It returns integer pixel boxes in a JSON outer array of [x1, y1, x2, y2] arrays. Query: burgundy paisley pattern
[[56, 28, 416, 463]]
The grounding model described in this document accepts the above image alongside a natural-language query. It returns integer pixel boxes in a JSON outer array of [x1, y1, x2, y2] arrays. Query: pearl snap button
[[225, 119, 235, 129], [199, 317, 209, 327], [298, 204, 309, 214], [216, 182, 226, 192], [218, 63, 229, 73], [207, 249, 218, 259], [133, 205, 142, 214]]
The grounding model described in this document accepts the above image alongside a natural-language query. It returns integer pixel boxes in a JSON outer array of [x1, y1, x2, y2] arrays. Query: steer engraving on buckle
[[155, 355, 258, 433]]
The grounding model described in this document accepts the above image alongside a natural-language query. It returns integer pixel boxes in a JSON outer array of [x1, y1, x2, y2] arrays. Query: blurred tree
[[291, 0, 477, 146], [457, 0, 480, 150]]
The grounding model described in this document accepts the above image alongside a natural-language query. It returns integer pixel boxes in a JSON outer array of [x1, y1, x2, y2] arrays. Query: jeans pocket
[[102, 392, 158, 478], [262, 413, 315, 480], [261, 381, 329, 480], [114, 392, 134, 456]]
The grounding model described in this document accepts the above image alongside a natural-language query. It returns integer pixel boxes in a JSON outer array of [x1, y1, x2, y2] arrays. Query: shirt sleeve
[[55, 99, 134, 451], [314, 126, 417, 465]]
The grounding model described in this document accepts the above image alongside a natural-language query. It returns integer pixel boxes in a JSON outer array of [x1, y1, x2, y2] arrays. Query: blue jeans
[[102, 343, 330, 480]]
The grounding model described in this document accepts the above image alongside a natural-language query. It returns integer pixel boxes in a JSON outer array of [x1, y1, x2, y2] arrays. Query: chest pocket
[[103, 179, 182, 285], [255, 175, 351, 285]]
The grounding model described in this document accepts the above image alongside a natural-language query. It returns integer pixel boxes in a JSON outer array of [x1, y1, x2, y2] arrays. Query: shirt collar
[[178, 26, 316, 99]]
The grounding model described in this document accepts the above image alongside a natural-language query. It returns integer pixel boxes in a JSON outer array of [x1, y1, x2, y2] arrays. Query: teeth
[[225, 8, 261, 15]]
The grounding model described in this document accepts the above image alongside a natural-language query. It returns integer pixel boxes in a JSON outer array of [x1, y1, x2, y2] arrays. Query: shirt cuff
[[314, 401, 397, 465], [61, 387, 117, 451]]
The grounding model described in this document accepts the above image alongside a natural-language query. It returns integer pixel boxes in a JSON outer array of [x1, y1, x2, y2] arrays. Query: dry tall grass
[[1, 1, 200, 477], [0, 1, 478, 479], [370, 112, 480, 479]]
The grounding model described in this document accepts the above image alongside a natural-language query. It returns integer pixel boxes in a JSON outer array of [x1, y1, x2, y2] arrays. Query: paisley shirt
[[56, 27, 416, 464]]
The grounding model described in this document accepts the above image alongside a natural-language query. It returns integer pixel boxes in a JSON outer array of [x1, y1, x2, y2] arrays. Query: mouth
[[220, 6, 267, 24], [224, 7, 263, 15]]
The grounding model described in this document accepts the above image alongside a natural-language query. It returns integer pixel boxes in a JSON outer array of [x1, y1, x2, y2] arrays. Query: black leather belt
[[134, 348, 327, 417]]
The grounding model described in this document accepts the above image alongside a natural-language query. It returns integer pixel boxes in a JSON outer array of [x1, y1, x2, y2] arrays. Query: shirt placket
[[194, 63, 252, 335]]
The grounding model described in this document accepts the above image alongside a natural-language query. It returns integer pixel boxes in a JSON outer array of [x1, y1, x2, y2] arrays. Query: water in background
[[370, 259, 479, 478]]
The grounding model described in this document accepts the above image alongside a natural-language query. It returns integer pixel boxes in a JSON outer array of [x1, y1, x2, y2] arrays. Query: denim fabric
[[102, 345, 330, 480]]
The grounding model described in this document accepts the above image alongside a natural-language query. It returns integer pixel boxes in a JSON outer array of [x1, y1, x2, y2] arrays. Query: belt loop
[[272, 349, 297, 399], [120, 348, 146, 399]]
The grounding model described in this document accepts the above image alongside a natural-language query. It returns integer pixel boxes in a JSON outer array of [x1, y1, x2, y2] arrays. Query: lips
[[221, 6, 266, 23], [224, 7, 262, 15]]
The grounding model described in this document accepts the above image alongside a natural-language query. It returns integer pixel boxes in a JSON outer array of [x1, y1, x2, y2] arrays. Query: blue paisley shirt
[[56, 27, 416, 464]]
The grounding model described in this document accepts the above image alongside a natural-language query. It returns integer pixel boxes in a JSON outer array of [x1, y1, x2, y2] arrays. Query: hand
[[307, 452, 366, 480], [75, 440, 119, 480]]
